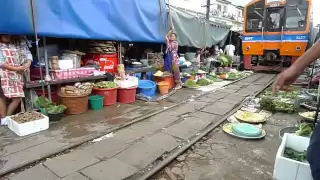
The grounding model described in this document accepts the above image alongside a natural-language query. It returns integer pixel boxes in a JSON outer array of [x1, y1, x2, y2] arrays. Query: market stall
[[0, 0, 172, 136], [0, 0, 167, 109]]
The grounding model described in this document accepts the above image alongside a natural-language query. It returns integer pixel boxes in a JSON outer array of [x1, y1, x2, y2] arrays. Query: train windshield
[[245, 0, 265, 32], [265, 8, 284, 32], [285, 0, 308, 31]]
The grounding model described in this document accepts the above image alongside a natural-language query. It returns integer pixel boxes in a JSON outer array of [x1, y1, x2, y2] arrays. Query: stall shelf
[[25, 75, 110, 89]]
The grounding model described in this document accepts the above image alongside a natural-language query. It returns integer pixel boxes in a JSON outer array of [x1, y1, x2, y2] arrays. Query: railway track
[[135, 74, 276, 180]]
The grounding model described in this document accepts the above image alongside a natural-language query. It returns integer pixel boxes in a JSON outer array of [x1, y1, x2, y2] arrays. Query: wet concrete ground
[[3, 73, 276, 180], [0, 78, 234, 176], [152, 109, 299, 180]]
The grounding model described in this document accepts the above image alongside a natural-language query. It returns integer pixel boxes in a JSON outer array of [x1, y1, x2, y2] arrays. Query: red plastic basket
[[92, 88, 117, 106], [117, 87, 137, 104]]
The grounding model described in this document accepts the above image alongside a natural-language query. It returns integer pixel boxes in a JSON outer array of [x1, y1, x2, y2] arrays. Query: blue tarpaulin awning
[[0, 0, 167, 43]]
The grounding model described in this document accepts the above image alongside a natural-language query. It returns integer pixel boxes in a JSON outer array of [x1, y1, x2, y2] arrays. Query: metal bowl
[[279, 126, 298, 140]]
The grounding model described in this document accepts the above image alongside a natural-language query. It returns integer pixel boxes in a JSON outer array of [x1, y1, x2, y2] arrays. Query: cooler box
[[83, 53, 118, 73]]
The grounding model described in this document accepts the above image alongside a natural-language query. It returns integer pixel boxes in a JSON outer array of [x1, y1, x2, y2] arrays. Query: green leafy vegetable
[[217, 54, 233, 66], [35, 96, 54, 108], [184, 80, 200, 88], [284, 147, 307, 162], [47, 105, 67, 114], [35, 97, 66, 114], [296, 123, 313, 137], [94, 81, 116, 89], [196, 79, 213, 86]]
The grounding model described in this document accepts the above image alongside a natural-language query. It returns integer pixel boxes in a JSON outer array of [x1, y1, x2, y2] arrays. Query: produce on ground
[[263, 89, 300, 99], [207, 75, 222, 82], [94, 81, 117, 89], [47, 105, 67, 114], [197, 70, 207, 74], [196, 78, 213, 86], [217, 54, 232, 66], [299, 111, 316, 120], [11, 111, 44, 124], [226, 72, 239, 79], [35, 96, 67, 114], [260, 96, 296, 113], [234, 110, 265, 123], [184, 79, 200, 88], [284, 147, 307, 162], [296, 123, 313, 137]]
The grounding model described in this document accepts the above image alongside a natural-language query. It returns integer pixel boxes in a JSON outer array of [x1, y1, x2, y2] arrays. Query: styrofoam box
[[7, 115, 49, 137], [273, 133, 313, 180]]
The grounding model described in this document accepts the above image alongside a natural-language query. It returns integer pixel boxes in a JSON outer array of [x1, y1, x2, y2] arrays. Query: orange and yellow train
[[242, 0, 313, 71]]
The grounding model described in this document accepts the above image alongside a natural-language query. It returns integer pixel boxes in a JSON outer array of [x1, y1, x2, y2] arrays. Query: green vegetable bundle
[[184, 80, 199, 88], [34, 96, 67, 114], [217, 54, 232, 66], [296, 123, 313, 137], [47, 105, 67, 114], [260, 96, 296, 113], [284, 147, 307, 162], [196, 79, 213, 86], [94, 81, 116, 89], [226, 72, 239, 79]]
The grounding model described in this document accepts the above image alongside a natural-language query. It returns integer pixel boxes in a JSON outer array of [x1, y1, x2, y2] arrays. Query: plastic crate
[[7, 114, 49, 136], [273, 133, 312, 180]]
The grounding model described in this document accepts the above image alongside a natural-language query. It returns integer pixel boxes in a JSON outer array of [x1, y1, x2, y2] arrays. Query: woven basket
[[59, 93, 89, 115]]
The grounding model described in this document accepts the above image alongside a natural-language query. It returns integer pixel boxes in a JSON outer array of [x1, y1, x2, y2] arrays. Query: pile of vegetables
[[184, 79, 200, 88], [94, 81, 117, 89], [296, 123, 313, 137], [284, 147, 307, 162], [260, 89, 299, 113], [196, 79, 213, 86], [217, 54, 233, 66], [260, 96, 296, 113], [35, 96, 67, 114]]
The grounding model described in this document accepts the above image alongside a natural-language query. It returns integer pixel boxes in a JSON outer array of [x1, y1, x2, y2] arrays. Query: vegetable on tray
[[94, 81, 117, 89], [183, 79, 200, 88], [284, 147, 307, 162], [196, 79, 213, 86], [260, 96, 296, 113], [299, 111, 316, 120], [296, 123, 313, 137]]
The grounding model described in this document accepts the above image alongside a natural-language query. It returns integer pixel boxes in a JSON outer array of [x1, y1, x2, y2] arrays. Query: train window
[[285, 1, 308, 31], [266, 8, 283, 31], [245, 0, 265, 33]]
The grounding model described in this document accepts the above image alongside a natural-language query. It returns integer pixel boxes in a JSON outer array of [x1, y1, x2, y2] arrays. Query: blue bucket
[[138, 80, 156, 97]]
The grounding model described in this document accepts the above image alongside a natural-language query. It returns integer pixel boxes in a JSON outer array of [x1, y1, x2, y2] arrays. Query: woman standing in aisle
[[0, 35, 32, 124], [165, 31, 182, 89]]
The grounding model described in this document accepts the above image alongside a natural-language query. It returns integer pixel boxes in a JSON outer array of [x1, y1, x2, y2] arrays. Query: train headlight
[[296, 46, 301, 51], [246, 46, 251, 51]]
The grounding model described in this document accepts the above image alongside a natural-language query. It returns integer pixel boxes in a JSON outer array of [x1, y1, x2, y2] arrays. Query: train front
[[242, 0, 312, 72]]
